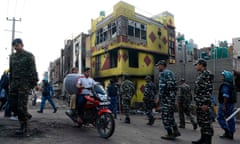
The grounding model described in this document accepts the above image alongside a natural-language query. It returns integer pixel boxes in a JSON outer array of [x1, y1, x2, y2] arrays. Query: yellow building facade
[[90, 1, 176, 106]]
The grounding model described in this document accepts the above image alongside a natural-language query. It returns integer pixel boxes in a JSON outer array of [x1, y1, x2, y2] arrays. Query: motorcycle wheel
[[96, 112, 115, 139]]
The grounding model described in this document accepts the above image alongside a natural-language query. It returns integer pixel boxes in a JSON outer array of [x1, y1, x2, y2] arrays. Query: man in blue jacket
[[37, 78, 57, 113], [217, 70, 236, 140]]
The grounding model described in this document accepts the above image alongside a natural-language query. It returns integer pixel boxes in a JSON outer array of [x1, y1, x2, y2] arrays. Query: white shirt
[[76, 75, 96, 95]]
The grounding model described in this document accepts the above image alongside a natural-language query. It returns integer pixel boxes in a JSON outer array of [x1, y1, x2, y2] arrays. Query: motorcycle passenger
[[76, 67, 96, 125]]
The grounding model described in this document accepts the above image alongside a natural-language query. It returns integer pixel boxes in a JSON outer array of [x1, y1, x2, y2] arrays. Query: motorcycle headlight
[[98, 93, 108, 101]]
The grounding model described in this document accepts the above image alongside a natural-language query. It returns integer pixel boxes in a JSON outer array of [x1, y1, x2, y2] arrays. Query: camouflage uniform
[[194, 70, 214, 136], [159, 69, 180, 137], [9, 48, 38, 134], [143, 77, 157, 125], [120, 79, 135, 123], [177, 82, 197, 129]]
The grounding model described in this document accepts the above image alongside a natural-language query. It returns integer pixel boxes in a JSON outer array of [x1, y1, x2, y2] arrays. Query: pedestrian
[[37, 78, 57, 113], [143, 75, 157, 125], [177, 78, 197, 130], [66, 67, 79, 116], [9, 38, 38, 136], [192, 59, 214, 144], [76, 67, 97, 125], [217, 70, 236, 140], [156, 60, 180, 140], [120, 74, 135, 124], [0, 70, 8, 111], [107, 78, 118, 119]]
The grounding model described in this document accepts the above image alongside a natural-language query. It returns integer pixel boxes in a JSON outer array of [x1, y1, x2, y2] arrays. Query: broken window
[[127, 19, 146, 42]]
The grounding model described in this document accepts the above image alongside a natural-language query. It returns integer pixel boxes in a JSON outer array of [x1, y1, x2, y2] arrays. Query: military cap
[[12, 38, 23, 46], [155, 60, 167, 66], [145, 75, 152, 80], [193, 59, 207, 67]]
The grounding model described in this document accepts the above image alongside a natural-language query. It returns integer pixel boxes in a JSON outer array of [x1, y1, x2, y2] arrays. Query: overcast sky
[[0, 0, 239, 80]]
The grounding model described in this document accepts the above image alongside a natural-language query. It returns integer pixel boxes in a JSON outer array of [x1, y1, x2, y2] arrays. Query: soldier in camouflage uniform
[[120, 74, 135, 124], [156, 60, 180, 140], [177, 78, 197, 130], [192, 59, 213, 144], [143, 75, 157, 125], [9, 38, 38, 136]]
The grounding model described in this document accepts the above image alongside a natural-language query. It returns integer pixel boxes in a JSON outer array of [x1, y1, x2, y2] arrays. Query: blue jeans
[[40, 96, 57, 111], [217, 103, 236, 133], [109, 96, 117, 116], [77, 94, 86, 116]]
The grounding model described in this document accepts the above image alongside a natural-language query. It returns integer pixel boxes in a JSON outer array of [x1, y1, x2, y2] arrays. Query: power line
[[14, 0, 18, 16], [6, 0, 10, 17], [135, 6, 155, 17], [20, 0, 27, 17]]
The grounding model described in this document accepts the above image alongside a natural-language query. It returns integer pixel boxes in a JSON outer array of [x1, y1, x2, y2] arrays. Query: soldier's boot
[[192, 121, 198, 130], [146, 116, 155, 125], [27, 113, 32, 120], [124, 116, 130, 124], [204, 134, 212, 144], [173, 126, 181, 137], [161, 129, 175, 140], [15, 122, 29, 136], [192, 132, 204, 144]]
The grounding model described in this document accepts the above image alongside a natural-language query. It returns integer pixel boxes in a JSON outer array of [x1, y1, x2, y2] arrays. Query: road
[[0, 99, 239, 144]]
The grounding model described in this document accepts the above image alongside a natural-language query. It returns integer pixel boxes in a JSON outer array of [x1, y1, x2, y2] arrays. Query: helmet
[[221, 70, 233, 82], [43, 77, 48, 82]]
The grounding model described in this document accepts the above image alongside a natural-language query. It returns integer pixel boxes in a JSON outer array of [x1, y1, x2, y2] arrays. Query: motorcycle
[[66, 84, 115, 139]]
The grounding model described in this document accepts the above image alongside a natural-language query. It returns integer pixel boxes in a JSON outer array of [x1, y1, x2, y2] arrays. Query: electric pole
[[6, 17, 21, 54]]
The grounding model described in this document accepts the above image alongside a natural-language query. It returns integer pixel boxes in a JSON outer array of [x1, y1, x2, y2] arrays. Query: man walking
[[120, 74, 135, 124], [9, 38, 38, 136], [37, 78, 57, 113], [107, 78, 118, 119], [217, 70, 236, 140], [156, 60, 180, 140], [143, 75, 157, 125], [192, 59, 213, 144], [177, 78, 197, 130]]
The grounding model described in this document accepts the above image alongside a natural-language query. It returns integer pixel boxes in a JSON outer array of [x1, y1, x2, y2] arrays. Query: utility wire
[[6, 0, 10, 17], [135, 6, 155, 17], [14, 0, 18, 17], [20, 0, 26, 18]]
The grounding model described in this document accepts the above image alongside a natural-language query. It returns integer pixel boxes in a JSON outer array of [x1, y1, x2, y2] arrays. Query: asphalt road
[[0, 100, 239, 144]]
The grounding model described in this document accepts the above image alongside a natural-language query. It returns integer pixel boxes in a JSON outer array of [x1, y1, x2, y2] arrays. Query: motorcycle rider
[[76, 67, 97, 125]]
